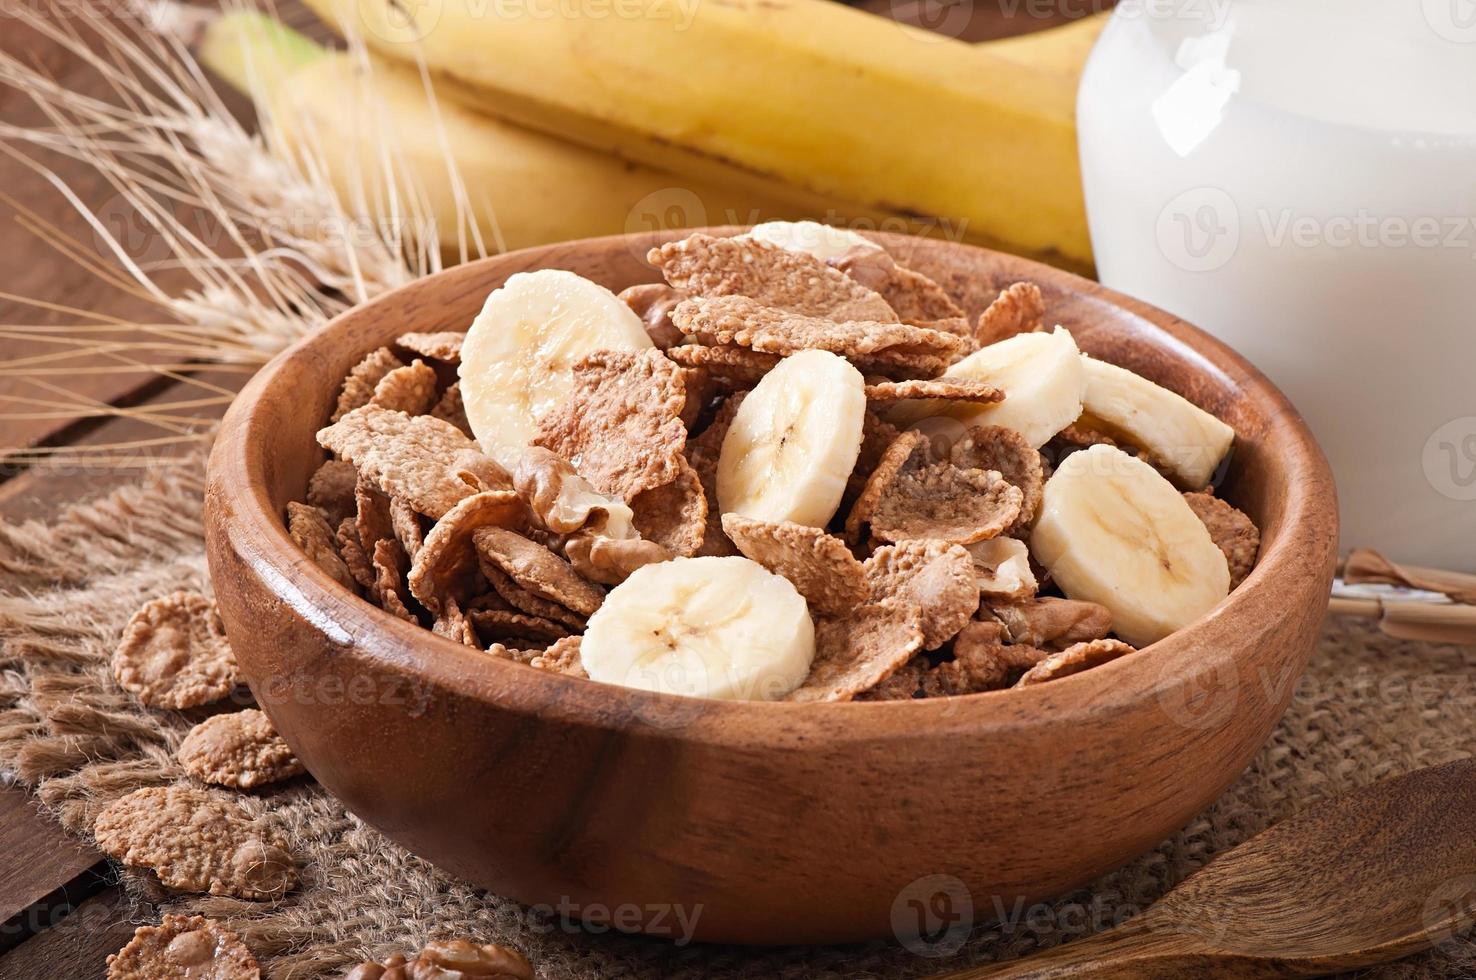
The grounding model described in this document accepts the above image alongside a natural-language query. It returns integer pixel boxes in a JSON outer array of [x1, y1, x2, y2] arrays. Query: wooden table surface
[[0, 2, 1099, 974]]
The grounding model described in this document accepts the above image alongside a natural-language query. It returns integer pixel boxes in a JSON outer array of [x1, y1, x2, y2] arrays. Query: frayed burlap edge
[[1, 455, 1473, 979]]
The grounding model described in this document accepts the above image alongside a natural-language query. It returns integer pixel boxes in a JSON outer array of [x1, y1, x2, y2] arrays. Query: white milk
[[1078, 0, 1476, 570]]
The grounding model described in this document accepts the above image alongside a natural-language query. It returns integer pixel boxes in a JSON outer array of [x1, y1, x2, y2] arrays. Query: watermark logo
[[1422, 875, 1476, 945], [361, 0, 444, 44], [1423, 417, 1476, 501], [1422, 0, 1476, 43], [1156, 186, 1240, 273], [886, 0, 975, 41], [1156, 651, 1239, 731], [891, 873, 974, 957]]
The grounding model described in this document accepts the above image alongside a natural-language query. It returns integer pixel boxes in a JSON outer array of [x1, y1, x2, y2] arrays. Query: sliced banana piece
[[1030, 444, 1230, 647], [1079, 356, 1235, 489], [744, 220, 881, 262], [717, 349, 866, 527], [888, 326, 1085, 449], [581, 556, 815, 700], [459, 269, 652, 469]]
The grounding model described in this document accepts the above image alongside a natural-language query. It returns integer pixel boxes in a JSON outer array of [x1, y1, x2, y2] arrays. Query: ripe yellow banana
[[302, 0, 1100, 268], [198, 13, 810, 254]]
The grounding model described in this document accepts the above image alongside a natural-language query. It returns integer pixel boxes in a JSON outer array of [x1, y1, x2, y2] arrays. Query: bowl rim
[[207, 227, 1337, 747]]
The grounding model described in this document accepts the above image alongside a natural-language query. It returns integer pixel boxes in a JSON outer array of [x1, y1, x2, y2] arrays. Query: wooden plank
[[0, 789, 106, 945], [0, 888, 137, 979]]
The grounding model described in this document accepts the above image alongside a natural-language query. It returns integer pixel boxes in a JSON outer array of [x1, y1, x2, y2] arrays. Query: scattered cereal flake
[[513, 447, 633, 537], [949, 425, 1044, 530], [406, 491, 525, 616], [93, 785, 297, 899], [664, 344, 781, 388], [630, 461, 708, 558], [305, 458, 358, 527], [372, 539, 418, 624], [335, 518, 375, 590], [531, 349, 688, 501], [787, 605, 925, 703], [865, 540, 978, 649], [671, 295, 965, 366], [469, 608, 572, 646], [287, 502, 356, 591], [332, 348, 403, 422], [1184, 491, 1260, 588], [529, 635, 588, 678], [370, 359, 439, 416], [395, 330, 464, 363], [989, 597, 1113, 651], [864, 379, 1003, 405], [112, 592, 239, 710], [563, 533, 672, 585], [1016, 638, 1135, 687], [430, 381, 473, 437], [318, 404, 511, 519], [481, 563, 587, 631], [473, 527, 605, 617], [343, 941, 533, 980], [868, 434, 1023, 545], [106, 914, 260, 980], [177, 709, 304, 790], [649, 233, 897, 322], [432, 596, 480, 647], [975, 281, 1045, 346], [845, 428, 923, 545], [619, 282, 689, 349], [389, 496, 425, 559], [721, 514, 867, 617]]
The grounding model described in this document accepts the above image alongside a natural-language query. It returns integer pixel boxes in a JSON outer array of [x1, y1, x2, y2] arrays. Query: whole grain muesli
[[288, 224, 1257, 702]]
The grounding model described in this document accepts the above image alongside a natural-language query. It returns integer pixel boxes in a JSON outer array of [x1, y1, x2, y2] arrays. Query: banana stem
[[197, 10, 327, 98]]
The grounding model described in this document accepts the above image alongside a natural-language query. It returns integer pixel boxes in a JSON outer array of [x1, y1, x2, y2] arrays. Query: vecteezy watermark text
[[523, 897, 703, 945]]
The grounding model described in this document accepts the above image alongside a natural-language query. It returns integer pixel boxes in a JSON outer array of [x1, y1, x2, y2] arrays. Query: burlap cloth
[[1, 455, 1473, 979]]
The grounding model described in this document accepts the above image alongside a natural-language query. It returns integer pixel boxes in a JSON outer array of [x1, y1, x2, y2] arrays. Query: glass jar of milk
[[1078, 0, 1476, 571]]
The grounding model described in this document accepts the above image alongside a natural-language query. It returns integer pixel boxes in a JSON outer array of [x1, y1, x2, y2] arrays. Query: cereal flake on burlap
[[111, 591, 239, 709], [93, 785, 297, 900], [106, 914, 260, 980], [178, 709, 304, 790]]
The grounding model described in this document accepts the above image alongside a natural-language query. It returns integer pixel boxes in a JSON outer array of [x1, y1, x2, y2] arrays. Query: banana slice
[[744, 220, 881, 262], [717, 349, 866, 527], [888, 326, 1085, 449], [1030, 444, 1230, 647], [1079, 356, 1235, 489], [459, 270, 652, 469], [581, 556, 815, 700]]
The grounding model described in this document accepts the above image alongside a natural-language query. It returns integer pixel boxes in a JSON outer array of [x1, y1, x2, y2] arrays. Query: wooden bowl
[[204, 228, 1337, 945]]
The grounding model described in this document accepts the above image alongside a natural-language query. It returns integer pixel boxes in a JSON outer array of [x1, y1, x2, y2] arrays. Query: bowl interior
[[231, 226, 1332, 729]]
